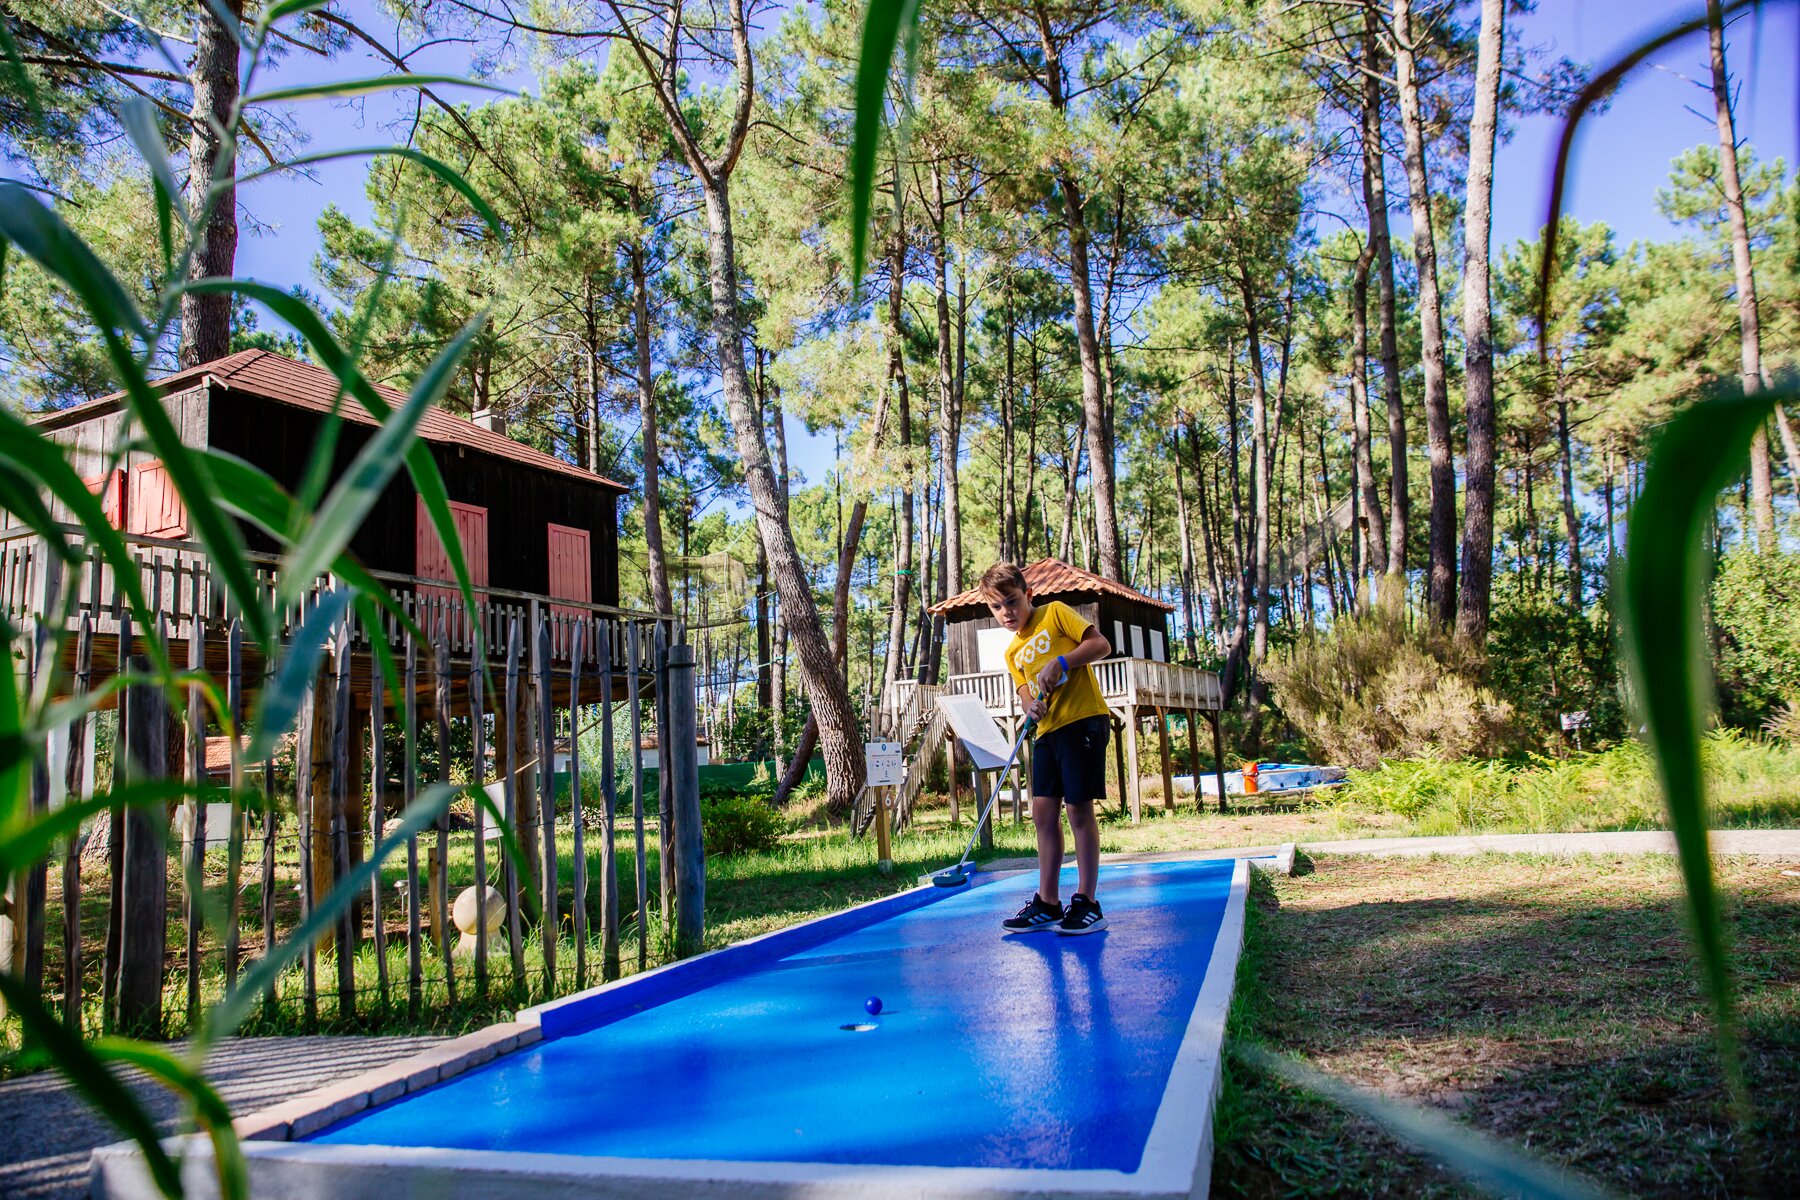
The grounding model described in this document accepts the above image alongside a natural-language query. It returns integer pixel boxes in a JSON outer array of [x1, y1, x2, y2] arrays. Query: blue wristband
[[1057, 654, 1068, 676]]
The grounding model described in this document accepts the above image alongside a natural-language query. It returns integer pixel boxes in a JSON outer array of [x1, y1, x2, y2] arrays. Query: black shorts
[[1030, 714, 1110, 804]]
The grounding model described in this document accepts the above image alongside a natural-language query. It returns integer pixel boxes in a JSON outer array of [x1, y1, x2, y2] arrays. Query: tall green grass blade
[[0, 461, 72, 561], [120, 98, 188, 226], [240, 148, 505, 240], [245, 588, 352, 763], [0, 411, 176, 676], [280, 314, 485, 606], [244, 75, 509, 106], [263, 0, 335, 23], [848, 0, 921, 293], [0, 782, 239, 876], [0, 184, 150, 344], [0, 624, 26, 830], [196, 449, 419, 641], [182, 279, 483, 658], [203, 781, 468, 1042], [94, 1041, 248, 1200], [1235, 1045, 1617, 1200], [1619, 386, 1784, 1110], [0, 979, 183, 1198]]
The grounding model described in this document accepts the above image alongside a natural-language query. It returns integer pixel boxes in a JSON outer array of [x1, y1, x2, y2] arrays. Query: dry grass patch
[[1216, 854, 1800, 1198]]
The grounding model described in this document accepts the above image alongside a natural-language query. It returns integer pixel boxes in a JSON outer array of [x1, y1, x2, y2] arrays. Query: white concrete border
[[91, 856, 1253, 1200]]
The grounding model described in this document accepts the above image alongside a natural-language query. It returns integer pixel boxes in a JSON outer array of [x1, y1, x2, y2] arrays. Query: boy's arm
[[1032, 624, 1111, 695]]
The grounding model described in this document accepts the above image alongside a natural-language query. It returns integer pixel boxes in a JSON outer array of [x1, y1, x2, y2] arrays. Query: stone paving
[[0, 1035, 444, 1200]]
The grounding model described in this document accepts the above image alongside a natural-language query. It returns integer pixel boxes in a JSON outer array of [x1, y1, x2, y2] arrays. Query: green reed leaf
[[1619, 385, 1783, 1112], [0, 623, 25, 832], [196, 449, 420, 641], [120, 98, 188, 226], [848, 0, 921, 294], [244, 74, 510, 106], [245, 588, 352, 764], [0, 781, 240, 877], [203, 781, 468, 1043], [263, 0, 335, 23], [1236, 1045, 1616, 1200], [280, 313, 484, 606], [0, 979, 183, 1199], [94, 1040, 248, 1200], [181, 279, 483, 658], [240, 147, 505, 240], [0, 183, 150, 345]]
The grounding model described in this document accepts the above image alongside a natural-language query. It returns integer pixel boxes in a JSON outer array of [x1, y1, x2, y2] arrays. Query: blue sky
[[229, 0, 1798, 490]]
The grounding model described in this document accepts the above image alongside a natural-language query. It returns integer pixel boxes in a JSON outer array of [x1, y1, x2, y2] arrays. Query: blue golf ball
[[864, 996, 883, 1016]]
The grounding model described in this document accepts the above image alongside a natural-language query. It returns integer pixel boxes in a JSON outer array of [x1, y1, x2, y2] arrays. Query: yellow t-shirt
[[1004, 600, 1110, 737]]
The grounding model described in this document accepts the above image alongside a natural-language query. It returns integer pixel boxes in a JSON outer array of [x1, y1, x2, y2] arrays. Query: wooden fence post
[[182, 581, 205, 1030], [224, 620, 244, 991], [331, 618, 356, 1019], [370, 655, 389, 1009], [665, 643, 705, 958], [101, 612, 131, 1033], [598, 624, 620, 982], [626, 624, 647, 971], [62, 614, 94, 1028], [502, 616, 527, 993], [404, 628, 422, 1016], [569, 621, 587, 990], [259, 652, 277, 1024], [1157, 706, 1175, 813], [653, 623, 672, 940], [534, 614, 556, 993], [469, 641, 488, 999], [433, 622, 457, 1006], [117, 661, 167, 1038], [1209, 711, 1229, 814]]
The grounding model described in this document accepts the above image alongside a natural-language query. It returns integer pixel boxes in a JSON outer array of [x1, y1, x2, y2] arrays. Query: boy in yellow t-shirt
[[979, 562, 1114, 935]]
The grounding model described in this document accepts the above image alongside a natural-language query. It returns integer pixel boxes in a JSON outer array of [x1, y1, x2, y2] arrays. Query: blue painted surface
[[309, 859, 1236, 1172]]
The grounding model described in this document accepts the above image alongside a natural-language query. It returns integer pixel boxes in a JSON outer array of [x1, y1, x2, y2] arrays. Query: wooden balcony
[[0, 524, 673, 712], [942, 656, 1222, 722]]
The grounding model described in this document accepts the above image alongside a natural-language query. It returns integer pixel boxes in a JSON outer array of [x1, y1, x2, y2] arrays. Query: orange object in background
[[1242, 761, 1260, 795]]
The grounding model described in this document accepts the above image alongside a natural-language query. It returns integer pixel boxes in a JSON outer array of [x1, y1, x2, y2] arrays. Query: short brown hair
[[978, 562, 1029, 601]]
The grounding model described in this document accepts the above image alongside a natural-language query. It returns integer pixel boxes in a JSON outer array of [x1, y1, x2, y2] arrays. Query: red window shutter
[[416, 498, 489, 643], [85, 470, 126, 528], [126, 461, 186, 538], [546, 524, 591, 604]]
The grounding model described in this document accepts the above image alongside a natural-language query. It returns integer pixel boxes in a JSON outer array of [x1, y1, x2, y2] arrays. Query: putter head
[[928, 864, 972, 888]]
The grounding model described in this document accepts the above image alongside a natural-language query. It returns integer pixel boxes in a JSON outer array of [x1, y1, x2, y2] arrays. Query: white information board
[[935, 694, 1017, 771], [865, 740, 905, 786]]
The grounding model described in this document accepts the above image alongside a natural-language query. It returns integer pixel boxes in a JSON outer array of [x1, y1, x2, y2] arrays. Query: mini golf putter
[[929, 679, 1055, 889]]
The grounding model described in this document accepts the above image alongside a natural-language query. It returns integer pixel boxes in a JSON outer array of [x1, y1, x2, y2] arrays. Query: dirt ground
[[1212, 853, 1800, 1198]]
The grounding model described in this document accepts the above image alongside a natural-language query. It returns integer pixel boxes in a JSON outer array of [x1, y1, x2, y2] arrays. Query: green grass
[[1212, 852, 1800, 1198]]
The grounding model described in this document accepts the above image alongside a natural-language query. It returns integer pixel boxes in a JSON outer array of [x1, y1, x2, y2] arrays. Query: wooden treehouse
[[871, 559, 1227, 832], [1, 350, 700, 1038]]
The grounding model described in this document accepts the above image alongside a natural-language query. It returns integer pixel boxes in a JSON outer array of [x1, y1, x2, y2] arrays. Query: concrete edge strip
[[91, 853, 1251, 1200]]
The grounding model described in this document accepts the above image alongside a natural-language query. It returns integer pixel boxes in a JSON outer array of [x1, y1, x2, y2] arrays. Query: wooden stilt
[[1156, 705, 1175, 812]]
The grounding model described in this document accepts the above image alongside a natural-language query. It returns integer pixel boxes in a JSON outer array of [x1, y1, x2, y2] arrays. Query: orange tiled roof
[[35, 350, 626, 492], [930, 557, 1175, 615]]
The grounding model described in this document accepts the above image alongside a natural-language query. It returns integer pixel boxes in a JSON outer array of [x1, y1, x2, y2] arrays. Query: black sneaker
[[1057, 894, 1107, 935], [1002, 893, 1064, 933]]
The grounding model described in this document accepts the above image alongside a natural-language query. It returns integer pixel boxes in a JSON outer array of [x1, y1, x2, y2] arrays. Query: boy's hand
[[1034, 658, 1065, 696], [1022, 692, 1048, 722]]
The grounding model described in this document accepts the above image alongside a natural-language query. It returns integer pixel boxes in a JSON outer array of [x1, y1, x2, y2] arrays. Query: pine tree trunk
[[930, 168, 964, 600], [1348, 231, 1386, 599], [1456, 0, 1504, 644], [178, 0, 240, 367], [1392, 0, 1457, 625], [1707, 0, 1775, 549], [1364, 9, 1409, 598], [631, 234, 674, 617], [1173, 426, 1200, 659], [1238, 269, 1272, 667], [883, 193, 914, 691], [1558, 397, 1582, 609]]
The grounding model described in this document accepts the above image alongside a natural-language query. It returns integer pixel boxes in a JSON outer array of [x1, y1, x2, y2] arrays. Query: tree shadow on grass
[[1214, 859, 1800, 1199]]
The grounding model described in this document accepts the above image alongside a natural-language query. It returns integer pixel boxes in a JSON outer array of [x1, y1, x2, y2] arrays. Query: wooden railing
[[0, 524, 671, 670], [944, 656, 1222, 716]]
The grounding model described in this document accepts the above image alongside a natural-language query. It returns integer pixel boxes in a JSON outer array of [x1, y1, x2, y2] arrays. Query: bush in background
[[1483, 590, 1624, 751], [700, 790, 787, 856], [1714, 548, 1800, 731], [1265, 601, 1513, 768]]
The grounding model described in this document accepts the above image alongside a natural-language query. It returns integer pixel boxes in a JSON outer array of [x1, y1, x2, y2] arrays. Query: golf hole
[[839, 1023, 878, 1032]]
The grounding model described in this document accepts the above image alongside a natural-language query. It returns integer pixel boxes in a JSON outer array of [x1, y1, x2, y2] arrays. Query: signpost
[[866, 742, 903, 873], [1559, 710, 1589, 751]]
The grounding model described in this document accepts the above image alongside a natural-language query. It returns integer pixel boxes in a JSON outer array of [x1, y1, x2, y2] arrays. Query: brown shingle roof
[[930, 557, 1175, 615], [34, 350, 626, 492]]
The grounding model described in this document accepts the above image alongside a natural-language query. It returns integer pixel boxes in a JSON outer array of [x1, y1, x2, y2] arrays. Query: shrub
[[1766, 700, 1800, 745], [1714, 548, 1800, 730], [1483, 590, 1624, 750], [1265, 600, 1513, 768], [700, 790, 787, 856]]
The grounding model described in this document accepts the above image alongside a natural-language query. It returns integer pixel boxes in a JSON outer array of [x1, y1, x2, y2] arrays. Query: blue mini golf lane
[[310, 858, 1237, 1173]]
